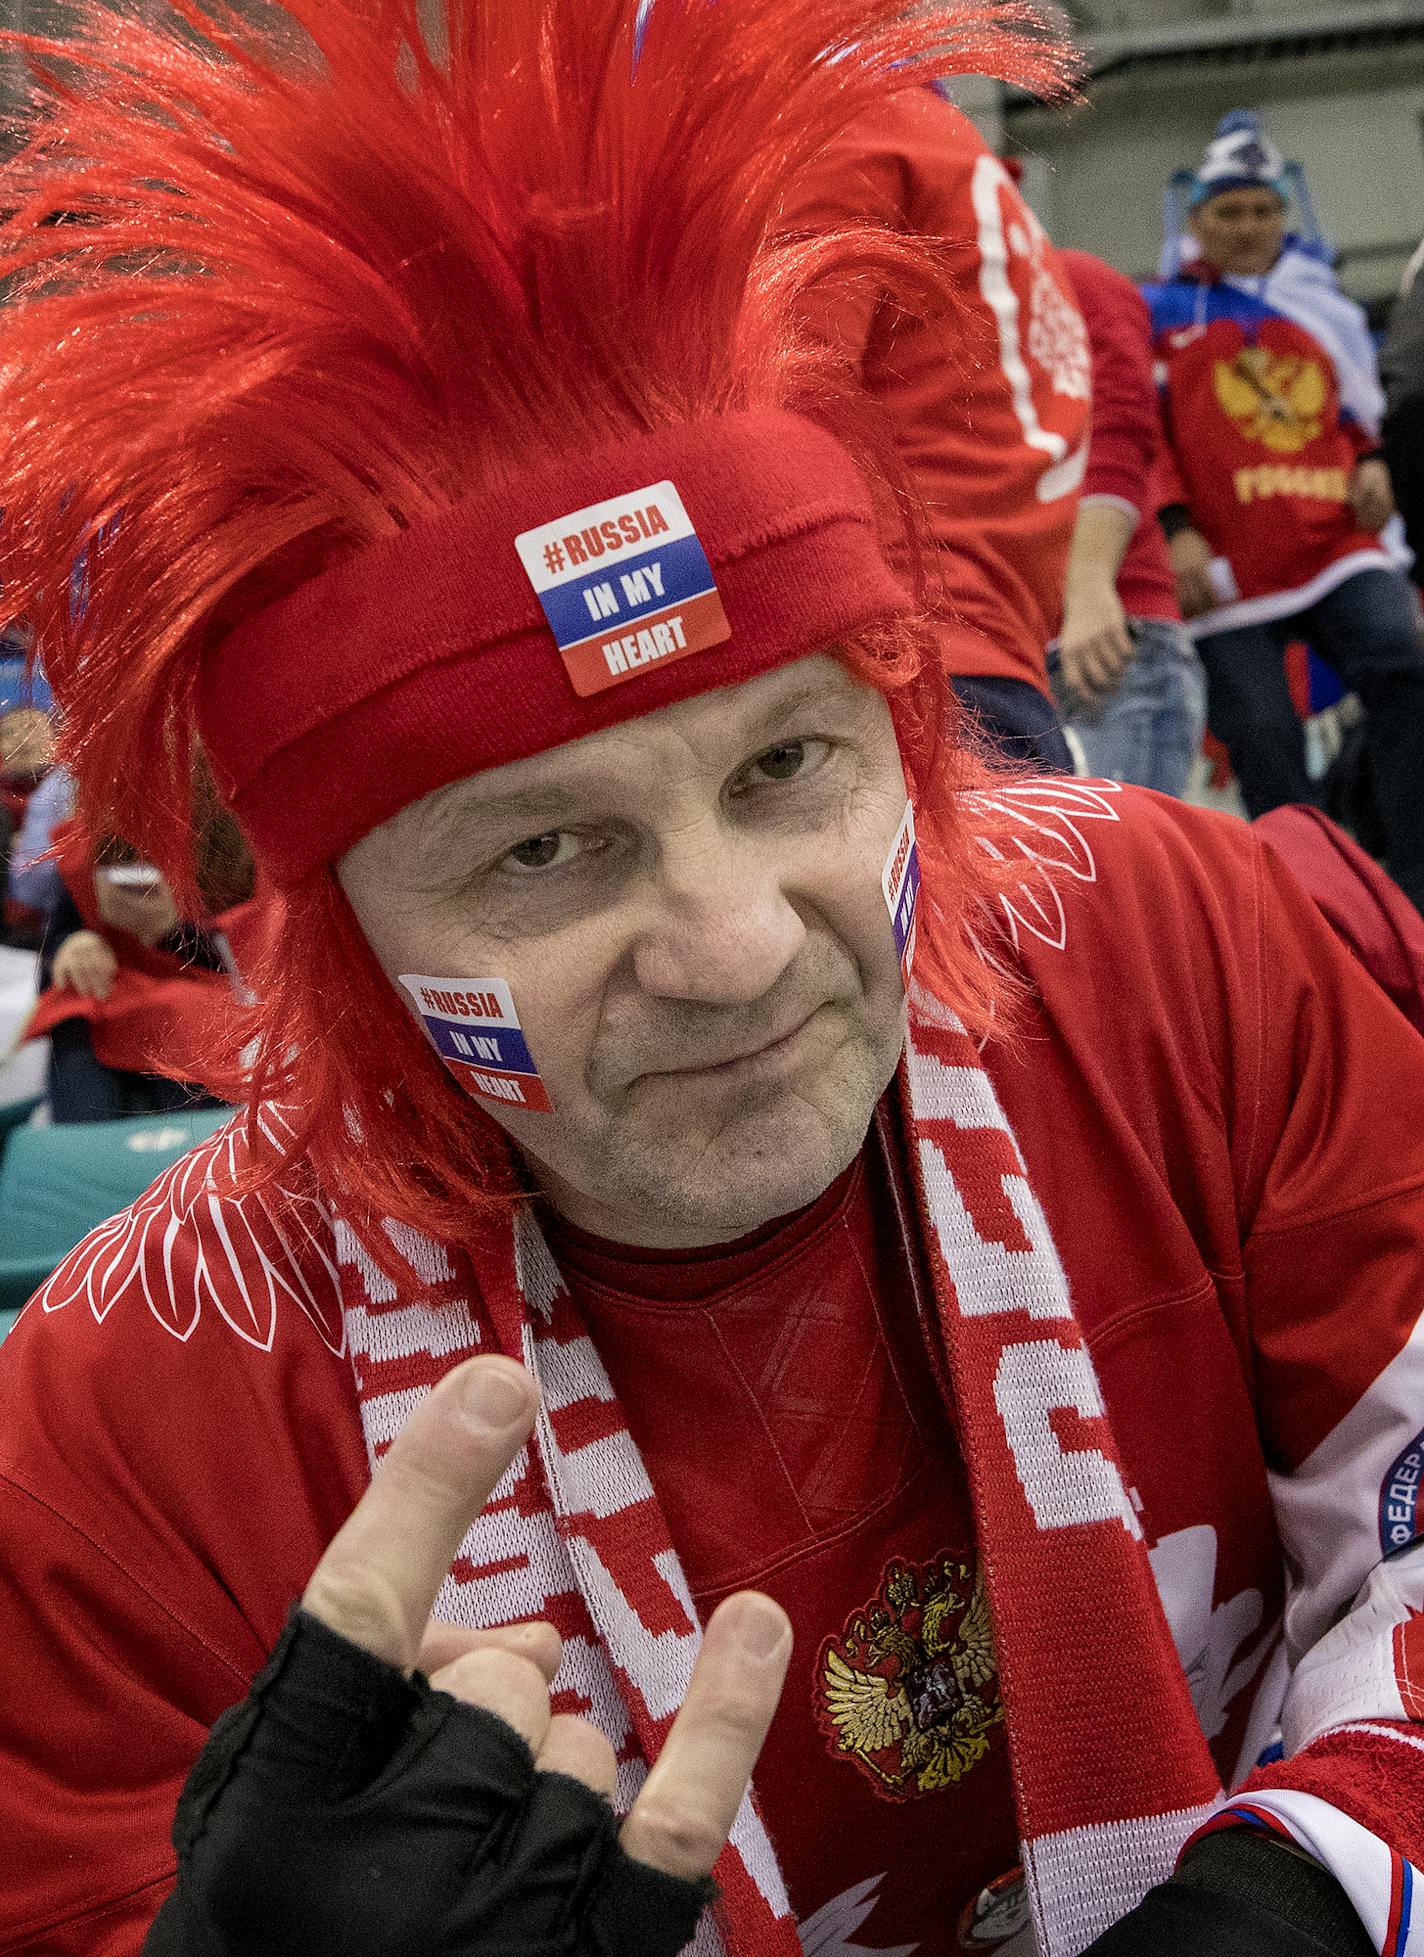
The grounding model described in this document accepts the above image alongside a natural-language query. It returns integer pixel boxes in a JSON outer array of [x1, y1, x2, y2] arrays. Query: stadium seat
[[0, 1106, 233, 1316], [0, 1093, 42, 1156]]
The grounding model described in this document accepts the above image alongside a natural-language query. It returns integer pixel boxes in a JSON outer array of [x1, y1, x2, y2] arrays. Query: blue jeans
[[1195, 567, 1424, 911], [1052, 617, 1207, 798]]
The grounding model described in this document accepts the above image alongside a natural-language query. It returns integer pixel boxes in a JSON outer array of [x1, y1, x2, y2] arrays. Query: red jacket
[[786, 90, 1089, 693], [1058, 248, 1180, 624], [3, 788, 1424, 1951], [1255, 804, 1424, 1038]]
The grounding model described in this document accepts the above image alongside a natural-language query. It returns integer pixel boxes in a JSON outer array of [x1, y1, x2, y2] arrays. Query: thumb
[[302, 1357, 538, 1671]]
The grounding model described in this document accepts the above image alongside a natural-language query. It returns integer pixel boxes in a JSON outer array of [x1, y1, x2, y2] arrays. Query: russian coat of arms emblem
[[815, 1552, 1004, 1800], [1213, 346, 1327, 454]]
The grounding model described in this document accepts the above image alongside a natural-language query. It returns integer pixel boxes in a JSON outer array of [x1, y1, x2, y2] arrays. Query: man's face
[[339, 656, 912, 1249], [1190, 187, 1287, 277]]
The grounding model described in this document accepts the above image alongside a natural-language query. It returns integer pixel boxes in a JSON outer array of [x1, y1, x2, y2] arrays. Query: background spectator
[[1144, 111, 1424, 912], [25, 801, 260, 1123], [4, 756, 68, 931], [0, 705, 58, 946], [1052, 248, 1206, 795], [785, 85, 1088, 770]]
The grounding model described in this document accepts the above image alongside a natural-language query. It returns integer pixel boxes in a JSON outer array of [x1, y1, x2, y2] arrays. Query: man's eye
[[741, 737, 829, 788], [503, 832, 578, 873]]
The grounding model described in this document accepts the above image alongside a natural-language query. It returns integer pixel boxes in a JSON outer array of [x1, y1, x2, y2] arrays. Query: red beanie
[[198, 409, 912, 884]]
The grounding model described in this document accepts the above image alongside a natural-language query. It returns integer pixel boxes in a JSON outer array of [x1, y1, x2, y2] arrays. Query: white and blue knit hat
[[1190, 111, 1286, 207]]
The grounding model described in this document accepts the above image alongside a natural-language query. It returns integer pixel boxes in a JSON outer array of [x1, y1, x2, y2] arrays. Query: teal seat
[[0, 1093, 43, 1155], [0, 1106, 233, 1315]]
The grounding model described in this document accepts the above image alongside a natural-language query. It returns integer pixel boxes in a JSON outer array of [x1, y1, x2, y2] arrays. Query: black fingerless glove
[[143, 1607, 715, 1957], [1081, 1828, 1375, 1957]]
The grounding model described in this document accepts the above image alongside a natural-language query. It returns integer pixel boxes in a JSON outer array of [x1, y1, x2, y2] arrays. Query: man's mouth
[[642, 1009, 823, 1083]]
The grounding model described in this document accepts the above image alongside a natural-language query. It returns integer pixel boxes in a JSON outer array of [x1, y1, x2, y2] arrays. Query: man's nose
[[629, 826, 807, 1004]]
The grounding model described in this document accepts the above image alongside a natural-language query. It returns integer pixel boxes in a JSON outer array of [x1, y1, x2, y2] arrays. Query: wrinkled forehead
[[359, 653, 888, 857], [1196, 187, 1286, 218]]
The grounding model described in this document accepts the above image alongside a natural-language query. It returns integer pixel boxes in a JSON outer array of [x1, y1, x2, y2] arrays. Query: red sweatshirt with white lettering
[[784, 89, 1090, 696]]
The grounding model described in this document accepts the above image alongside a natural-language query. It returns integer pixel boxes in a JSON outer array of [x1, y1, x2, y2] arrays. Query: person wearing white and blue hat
[[1144, 114, 1424, 914]]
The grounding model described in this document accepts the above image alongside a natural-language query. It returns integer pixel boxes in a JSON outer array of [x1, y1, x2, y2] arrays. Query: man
[[1144, 112, 1424, 911], [0, 6, 1422, 1957], [1052, 249, 1205, 796], [785, 88, 1089, 772]]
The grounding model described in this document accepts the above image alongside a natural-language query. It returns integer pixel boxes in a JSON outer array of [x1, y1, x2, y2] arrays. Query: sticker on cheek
[[397, 974, 554, 1115], [881, 802, 920, 989]]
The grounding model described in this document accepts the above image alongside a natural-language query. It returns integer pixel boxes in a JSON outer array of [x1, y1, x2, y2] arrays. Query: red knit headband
[[196, 409, 912, 885]]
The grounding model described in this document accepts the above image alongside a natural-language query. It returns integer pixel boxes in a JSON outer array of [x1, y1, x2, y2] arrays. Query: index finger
[[302, 1355, 537, 1672], [619, 1592, 791, 1881]]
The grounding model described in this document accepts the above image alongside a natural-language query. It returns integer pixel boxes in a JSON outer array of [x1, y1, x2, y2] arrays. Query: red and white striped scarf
[[340, 992, 1225, 1956]]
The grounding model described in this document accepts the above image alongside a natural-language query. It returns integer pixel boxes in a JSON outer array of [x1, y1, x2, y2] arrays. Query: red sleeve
[[0, 1475, 225, 1952], [1059, 250, 1162, 520], [1220, 840, 1424, 1891], [0, 1144, 365, 1953], [1233, 837, 1424, 1469], [1237, 1723, 1424, 1874], [779, 115, 911, 363]]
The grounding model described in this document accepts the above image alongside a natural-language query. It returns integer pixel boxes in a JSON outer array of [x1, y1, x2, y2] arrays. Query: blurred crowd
[[1, 672, 265, 1124], [793, 96, 1424, 912]]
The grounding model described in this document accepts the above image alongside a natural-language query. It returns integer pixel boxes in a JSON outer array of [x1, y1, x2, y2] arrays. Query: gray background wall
[[1006, 1, 1424, 310]]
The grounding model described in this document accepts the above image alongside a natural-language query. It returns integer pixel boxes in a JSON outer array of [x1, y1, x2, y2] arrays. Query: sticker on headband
[[882, 802, 920, 988], [515, 479, 731, 700], [397, 974, 554, 1114]]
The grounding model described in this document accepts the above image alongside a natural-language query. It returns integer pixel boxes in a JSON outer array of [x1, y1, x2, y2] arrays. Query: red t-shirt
[[546, 1139, 1023, 1954]]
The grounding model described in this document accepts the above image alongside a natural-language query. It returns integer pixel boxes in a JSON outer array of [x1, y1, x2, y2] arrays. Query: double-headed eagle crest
[[815, 1554, 1003, 1801], [1213, 345, 1327, 454]]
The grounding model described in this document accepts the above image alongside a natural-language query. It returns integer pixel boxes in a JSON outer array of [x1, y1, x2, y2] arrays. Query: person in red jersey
[[1051, 248, 1206, 797], [24, 800, 263, 1121], [1145, 114, 1424, 910], [0, 6, 1420, 1957], [785, 86, 1089, 773]]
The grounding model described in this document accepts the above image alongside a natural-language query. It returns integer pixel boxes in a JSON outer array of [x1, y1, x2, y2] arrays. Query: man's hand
[[1349, 456, 1396, 534], [51, 929, 117, 1000], [1169, 527, 1217, 620], [305, 1354, 791, 1879], [144, 1356, 793, 1955], [1058, 578, 1137, 704]]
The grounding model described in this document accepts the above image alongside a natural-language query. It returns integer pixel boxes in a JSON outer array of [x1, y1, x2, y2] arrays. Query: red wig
[[0, 0, 1073, 1241]]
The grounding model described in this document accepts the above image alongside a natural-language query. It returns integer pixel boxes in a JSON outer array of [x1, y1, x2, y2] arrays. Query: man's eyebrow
[[422, 672, 855, 836], [421, 780, 577, 840], [750, 679, 846, 735]]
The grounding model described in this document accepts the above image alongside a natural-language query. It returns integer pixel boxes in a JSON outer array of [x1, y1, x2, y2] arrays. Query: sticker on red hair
[[515, 480, 731, 698], [882, 802, 920, 988], [398, 973, 553, 1114]]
